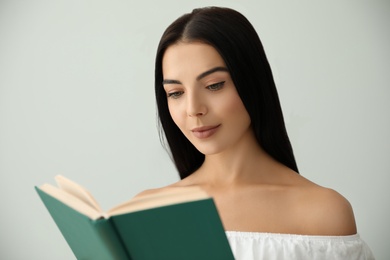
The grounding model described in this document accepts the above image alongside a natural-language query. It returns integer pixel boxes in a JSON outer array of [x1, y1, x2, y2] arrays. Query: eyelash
[[206, 81, 225, 91], [166, 81, 226, 99], [167, 91, 184, 99]]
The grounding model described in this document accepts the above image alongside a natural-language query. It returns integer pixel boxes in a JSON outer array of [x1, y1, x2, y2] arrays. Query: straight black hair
[[155, 7, 298, 179]]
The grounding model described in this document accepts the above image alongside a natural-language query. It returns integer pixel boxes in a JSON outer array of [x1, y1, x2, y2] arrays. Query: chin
[[194, 144, 224, 156]]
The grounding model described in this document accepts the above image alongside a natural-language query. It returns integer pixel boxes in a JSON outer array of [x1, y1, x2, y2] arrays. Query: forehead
[[162, 42, 226, 79]]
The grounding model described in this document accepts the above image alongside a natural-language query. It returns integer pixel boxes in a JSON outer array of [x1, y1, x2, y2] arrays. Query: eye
[[206, 81, 225, 91], [167, 91, 184, 99]]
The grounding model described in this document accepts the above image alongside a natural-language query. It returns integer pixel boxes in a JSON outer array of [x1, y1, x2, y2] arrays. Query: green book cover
[[35, 176, 234, 260], [113, 199, 233, 260], [36, 187, 130, 260]]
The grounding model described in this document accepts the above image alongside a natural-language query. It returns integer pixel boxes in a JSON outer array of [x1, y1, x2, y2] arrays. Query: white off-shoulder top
[[226, 231, 375, 260]]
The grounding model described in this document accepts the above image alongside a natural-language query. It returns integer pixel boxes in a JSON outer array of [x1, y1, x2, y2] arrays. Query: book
[[35, 175, 234, 260]]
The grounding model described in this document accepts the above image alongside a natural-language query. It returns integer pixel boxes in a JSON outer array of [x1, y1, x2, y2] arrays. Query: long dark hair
[[155, 7, 299, 179]]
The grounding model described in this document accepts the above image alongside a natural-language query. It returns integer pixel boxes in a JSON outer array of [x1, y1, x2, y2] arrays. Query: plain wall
[[0, 0, 389, 259]]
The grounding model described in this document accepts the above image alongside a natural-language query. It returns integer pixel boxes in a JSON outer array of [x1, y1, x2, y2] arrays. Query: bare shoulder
[[295, 183, 357, 236], [133, 187, 165, 199], [133, 180, 193, 199], [133, 185, 176, 199]]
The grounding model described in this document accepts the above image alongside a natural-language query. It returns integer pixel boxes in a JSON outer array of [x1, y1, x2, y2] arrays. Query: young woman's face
[[162, 42, 252, 155]]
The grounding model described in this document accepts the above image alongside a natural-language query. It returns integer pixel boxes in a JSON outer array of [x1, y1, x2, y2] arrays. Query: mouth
[[191, 124, 221, 139]]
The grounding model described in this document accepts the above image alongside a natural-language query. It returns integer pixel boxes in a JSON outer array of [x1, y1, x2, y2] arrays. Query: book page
[[39, 183, 103, 220], [40, 176, 211, 219], [55, 175, 103, 213], [108, 186, 210, 216]]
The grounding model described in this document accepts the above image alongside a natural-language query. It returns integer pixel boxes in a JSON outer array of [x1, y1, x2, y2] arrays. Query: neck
[[194, 130, 281, 186]]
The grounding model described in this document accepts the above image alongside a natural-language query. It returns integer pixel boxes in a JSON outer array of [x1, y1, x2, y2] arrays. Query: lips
[[191, 125, 221, 139]]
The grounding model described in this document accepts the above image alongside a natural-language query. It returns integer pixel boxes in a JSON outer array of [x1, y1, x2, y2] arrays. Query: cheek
[[220, 93, 249, 119], [168, 103, 184, 128]]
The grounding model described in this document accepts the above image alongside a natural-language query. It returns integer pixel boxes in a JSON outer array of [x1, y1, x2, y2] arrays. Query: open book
[[36, 175, 234, 260]]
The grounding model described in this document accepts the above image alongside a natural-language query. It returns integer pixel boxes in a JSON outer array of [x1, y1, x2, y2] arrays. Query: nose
[[187, 92, 207, 117]]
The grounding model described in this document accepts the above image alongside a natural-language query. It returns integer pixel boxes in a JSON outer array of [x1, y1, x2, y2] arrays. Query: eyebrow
[[162, 66, 229, 85]]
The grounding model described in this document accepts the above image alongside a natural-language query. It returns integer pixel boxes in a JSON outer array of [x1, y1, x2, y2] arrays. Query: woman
[[142, 6, 374, 259]]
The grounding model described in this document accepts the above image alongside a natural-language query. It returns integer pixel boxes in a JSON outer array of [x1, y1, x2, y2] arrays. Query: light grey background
[[0, 0, 388, 259]]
